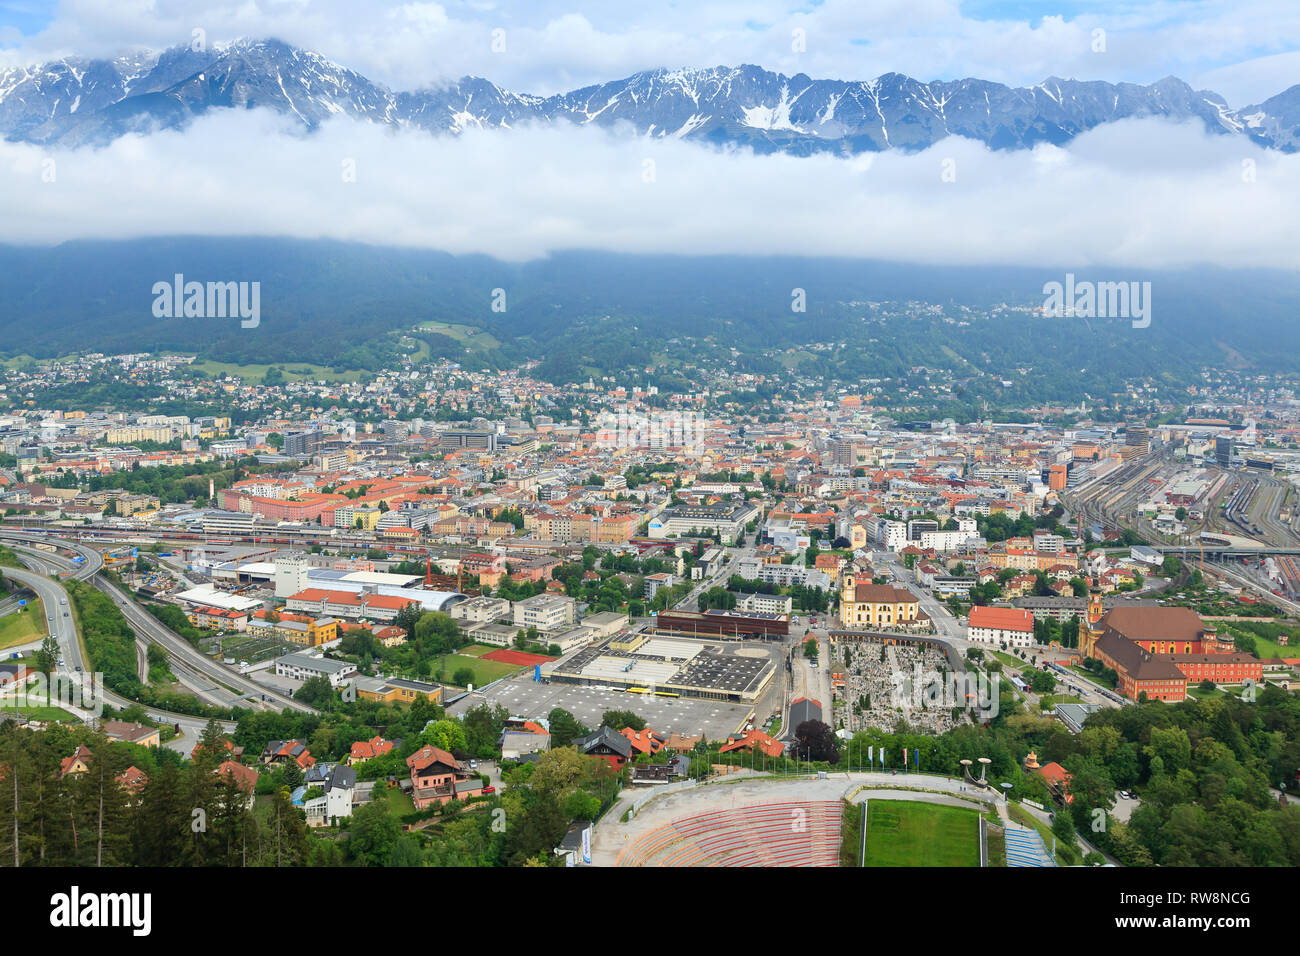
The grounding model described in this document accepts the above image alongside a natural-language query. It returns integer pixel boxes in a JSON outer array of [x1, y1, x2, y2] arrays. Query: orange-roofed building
[[349, 735, 397, 765], [1035, 761, 1074, 804], [719, 729, 784, 759], [215, 761, 259, 808], [621, 727, 666, 757], [117, 765, 148, 797], [967, 605, 1036, 649]]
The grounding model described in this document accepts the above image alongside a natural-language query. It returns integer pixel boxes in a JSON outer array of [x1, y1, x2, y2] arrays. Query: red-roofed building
[[215, 761, 259, 808], [719, 729, 783, 759], [968, 605, 1036, 649], [60, 745, 93, 778], [406, 744, 484, 809], [621, 727, 666, 757], [260, 739, 315, 769], [349, 735, 397, 765], [285, 588, 418, 622], [117, 765, 148, 799], [1035, 760, 1074, 804]]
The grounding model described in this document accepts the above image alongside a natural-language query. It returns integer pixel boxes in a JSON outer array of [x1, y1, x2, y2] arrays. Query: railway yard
[[1064, 446, 1300, 611]]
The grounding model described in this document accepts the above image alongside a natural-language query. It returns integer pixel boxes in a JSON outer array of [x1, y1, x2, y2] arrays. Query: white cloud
[[1, 108, 1293, 270]]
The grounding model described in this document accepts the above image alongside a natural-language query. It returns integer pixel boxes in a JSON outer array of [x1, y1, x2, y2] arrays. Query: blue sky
[[0, 0, 53, 36], [0, 1, 1296, 104]]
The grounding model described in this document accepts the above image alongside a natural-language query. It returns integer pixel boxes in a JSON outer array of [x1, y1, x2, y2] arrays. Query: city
[[0, 0, 1292, 936], [2, 346, 1298, 876]]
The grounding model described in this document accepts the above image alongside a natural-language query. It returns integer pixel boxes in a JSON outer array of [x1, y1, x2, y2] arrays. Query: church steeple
[[1081, 592, 1105, 658]]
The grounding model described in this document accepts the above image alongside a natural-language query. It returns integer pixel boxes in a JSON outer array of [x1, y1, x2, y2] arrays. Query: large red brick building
[[1081, 598, 1262, 702]]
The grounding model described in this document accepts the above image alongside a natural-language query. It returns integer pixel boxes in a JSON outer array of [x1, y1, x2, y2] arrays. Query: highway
[[0, 532, 315, 715], [1, 563, 237, 739], [10, 542, 243, 708]]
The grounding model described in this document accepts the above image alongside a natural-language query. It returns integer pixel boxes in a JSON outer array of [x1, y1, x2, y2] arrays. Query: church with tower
[[1078, 593, 1260, 702]]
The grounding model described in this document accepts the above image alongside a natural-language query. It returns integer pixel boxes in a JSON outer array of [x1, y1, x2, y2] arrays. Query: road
[[9, 541, 241, 708], [672, 550, 738, 612], [0, 563, 236, 739], [0, 532, 315, 715]]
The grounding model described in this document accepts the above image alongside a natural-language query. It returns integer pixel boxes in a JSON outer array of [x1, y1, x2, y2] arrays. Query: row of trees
[[0, 719, 311, 867]]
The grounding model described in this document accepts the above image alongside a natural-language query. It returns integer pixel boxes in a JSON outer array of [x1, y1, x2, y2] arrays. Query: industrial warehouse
[[651, 608, 790, 640], [539, 632, 778, 703]]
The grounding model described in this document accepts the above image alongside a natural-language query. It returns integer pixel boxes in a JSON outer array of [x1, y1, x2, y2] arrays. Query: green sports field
[[440, 653, 519, 687], [863, 799, 981, 867]]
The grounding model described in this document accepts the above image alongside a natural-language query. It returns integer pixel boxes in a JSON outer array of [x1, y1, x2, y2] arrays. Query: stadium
[[596, 774, 1055, 868]]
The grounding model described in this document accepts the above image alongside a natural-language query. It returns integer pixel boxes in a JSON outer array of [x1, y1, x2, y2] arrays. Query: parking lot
[[445, 673, 756, 742]]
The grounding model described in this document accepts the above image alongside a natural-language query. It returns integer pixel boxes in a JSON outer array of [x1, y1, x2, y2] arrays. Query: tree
[[547, 709, 588, 749], [529, 748, 593, 796], [463, 703, 509, 758], [393, 602, 422, 641], [345, 800, 400, 866], [35, 634, 59, 675], [789, 720, 839, 764], [1052, 807, 1077, 848], [422, 719, 468, 755], [279, 760, 305, 791], [294, 675, 335, 708], [600, 709, 644, 732], [194, 718, 230, 768]]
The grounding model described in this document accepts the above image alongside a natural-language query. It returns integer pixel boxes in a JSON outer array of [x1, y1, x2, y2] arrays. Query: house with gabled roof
[[406, 744, 484, 809], [117, 765, 148, 800], [101, 720, 161, 748], [215, 760, 259, 809], [719, 729, 783, 759], [348, 735, 397, 765], [260, 739, 315, 769], [621, 726, 666, 758], [60, 745, 94, 778], [573, 727, 633, 769]]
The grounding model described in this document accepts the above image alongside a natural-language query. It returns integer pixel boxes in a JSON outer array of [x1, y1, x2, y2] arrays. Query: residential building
[[967, 605, 1035, 648]]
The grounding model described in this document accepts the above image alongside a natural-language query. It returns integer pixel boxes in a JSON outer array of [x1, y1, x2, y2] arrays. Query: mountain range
[[2, 38, 1298, 153]]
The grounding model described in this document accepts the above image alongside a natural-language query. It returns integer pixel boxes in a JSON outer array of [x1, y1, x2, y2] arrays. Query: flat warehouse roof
[[581, 656, 680, 684], [635, 638, 703, 661], [674, 653, 771, 694]]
